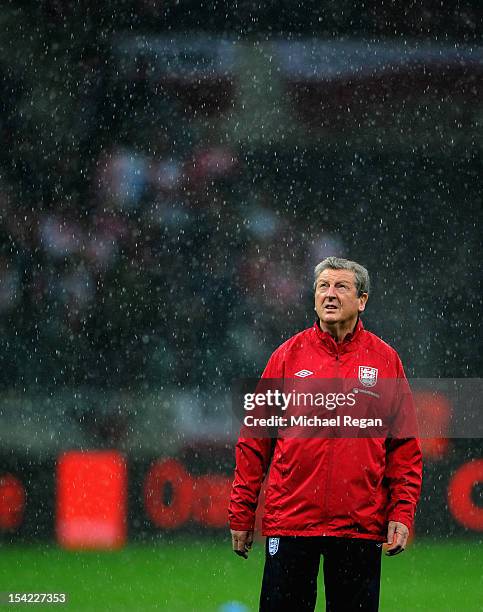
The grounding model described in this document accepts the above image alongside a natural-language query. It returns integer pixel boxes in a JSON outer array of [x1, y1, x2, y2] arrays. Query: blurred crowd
[[0, 60, 344, 389], [0, 158, 343, 390], [0, 29, 479, 393]]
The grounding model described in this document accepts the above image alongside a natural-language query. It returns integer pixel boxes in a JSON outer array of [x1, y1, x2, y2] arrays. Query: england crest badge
[[268, 537, 279, 556], [358, 365, 378, 387]]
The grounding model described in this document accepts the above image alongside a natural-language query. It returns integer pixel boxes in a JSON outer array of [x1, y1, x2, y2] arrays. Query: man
[[228, 257, 422, 611]]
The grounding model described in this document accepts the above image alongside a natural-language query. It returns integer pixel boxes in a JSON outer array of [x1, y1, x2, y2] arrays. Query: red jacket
[[229, 320, 423, 540]]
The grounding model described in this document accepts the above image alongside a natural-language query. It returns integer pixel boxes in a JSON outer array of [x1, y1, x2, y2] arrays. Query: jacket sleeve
[[384, 357, 423, 531], [228, 349, 283, 531]]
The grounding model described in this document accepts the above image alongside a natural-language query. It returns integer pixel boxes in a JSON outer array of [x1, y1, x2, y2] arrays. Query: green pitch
[[0, 538, 481, 611]]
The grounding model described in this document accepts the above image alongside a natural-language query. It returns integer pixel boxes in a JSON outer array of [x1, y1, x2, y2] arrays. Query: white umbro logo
[[295, 369, 314, 378]]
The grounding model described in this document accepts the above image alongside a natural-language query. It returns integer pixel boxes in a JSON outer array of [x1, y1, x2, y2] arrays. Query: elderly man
[[229, 257, 422, 612]]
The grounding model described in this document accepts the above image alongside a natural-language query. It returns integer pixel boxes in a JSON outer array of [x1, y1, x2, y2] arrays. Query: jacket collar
[[313, 318, 364, 354]]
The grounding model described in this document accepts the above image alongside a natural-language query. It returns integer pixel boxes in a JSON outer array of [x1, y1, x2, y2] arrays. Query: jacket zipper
[[322, 347, 341, 521]]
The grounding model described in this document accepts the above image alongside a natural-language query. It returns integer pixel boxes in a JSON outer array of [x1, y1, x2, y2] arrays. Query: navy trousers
[[260, 536, 382, 612]]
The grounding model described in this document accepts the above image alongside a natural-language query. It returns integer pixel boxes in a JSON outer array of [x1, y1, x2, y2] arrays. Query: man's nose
[[325, 285, 337, 298]]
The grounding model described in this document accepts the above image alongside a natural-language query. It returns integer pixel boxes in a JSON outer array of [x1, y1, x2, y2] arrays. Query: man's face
[[314, 268, 368, 329]]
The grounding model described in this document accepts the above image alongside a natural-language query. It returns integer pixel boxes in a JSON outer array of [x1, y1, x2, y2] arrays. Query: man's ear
[[358, 293, 368, 313]]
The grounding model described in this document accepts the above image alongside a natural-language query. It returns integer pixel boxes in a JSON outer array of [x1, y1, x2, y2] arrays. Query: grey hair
[[313, 257, 370, 296]]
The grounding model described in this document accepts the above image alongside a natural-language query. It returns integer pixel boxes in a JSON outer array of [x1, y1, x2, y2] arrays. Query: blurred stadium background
[[0, 2, 482, 610]]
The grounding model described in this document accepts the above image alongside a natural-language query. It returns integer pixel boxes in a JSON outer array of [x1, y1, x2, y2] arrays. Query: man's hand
[[385, 520, 409, 556], [231, 529, 254, 559]]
